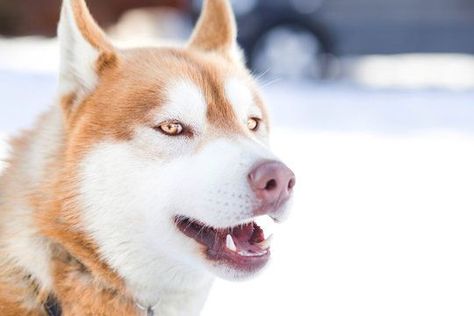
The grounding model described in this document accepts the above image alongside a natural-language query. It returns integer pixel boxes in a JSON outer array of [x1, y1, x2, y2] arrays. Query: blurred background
[[1, 0, 474, 315]]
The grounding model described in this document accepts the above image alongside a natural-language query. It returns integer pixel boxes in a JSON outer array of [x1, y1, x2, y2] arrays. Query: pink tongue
[[230, 223, 265, 253], [231, 223, 255, 243]]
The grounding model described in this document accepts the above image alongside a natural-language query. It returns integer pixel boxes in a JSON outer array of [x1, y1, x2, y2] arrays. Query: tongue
[[228, 223, 265, 253]]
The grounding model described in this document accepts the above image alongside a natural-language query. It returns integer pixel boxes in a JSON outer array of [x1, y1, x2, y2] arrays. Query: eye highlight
[[247, 118, 261, 131], [157, 121, 184, 136]]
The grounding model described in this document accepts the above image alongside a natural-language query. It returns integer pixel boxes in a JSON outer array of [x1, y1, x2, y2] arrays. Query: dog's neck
[[49, 240, 213, 316]]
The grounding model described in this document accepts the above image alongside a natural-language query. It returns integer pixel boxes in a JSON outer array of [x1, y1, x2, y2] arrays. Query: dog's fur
[[0, 0, 293, 315]]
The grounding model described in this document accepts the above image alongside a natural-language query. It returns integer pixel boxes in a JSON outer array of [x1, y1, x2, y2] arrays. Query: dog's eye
[[247, 118, 260, 131], [158, 121, 184, 136]]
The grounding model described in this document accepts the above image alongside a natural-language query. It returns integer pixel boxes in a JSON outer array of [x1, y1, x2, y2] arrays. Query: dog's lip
[[175, 216, 272, 271]]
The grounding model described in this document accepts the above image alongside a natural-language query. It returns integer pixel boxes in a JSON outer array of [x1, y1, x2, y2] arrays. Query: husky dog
[[0, 0, 295, 315]]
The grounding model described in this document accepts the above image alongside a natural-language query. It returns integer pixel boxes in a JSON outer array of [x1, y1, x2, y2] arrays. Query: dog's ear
[[188, 0, 242, 61], [58, 0, 118, 107]]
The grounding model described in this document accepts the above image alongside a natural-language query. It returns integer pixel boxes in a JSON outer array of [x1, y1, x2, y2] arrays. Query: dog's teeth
[[238, 249, 268, 257], [226, 234, 237, 252], [258, 234, 273, 250]]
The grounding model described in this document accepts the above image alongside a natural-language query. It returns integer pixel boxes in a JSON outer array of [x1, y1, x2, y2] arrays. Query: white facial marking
[[79, 132, 276, 301], [156, 79, 207, 131], [225, 78, 262, 123], [79, 142, 214, 307], [134, 79, 207, 160]]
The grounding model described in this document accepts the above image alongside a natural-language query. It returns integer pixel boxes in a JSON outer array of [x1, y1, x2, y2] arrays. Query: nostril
[[288, 178, 296, 191], [264, 179, 278, 191]]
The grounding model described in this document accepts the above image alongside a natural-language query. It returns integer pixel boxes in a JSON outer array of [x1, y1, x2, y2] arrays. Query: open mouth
[[175, 216, 272, 271]]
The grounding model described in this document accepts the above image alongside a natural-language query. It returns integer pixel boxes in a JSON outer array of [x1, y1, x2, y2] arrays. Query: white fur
[[156, 79, 207, 133], [225, 77, 263, 123], [58, 0, 100, 98]]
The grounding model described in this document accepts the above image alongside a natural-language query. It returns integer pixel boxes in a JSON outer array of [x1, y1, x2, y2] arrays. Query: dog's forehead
[[119, 48, 266, 130], [74, 48, 268, 144]]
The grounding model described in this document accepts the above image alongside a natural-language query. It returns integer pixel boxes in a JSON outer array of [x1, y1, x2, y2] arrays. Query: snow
[[1, 67, 474, 315]]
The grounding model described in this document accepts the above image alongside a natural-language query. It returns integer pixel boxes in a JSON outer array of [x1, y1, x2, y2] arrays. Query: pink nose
[[248, 160, 295, 214]]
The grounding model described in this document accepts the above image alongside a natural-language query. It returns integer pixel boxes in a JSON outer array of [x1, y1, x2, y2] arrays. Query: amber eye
[[247, 118, 260, 131], [158, 121, 184, 136]]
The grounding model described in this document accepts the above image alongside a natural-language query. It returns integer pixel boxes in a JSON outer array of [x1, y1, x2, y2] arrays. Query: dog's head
[[57, 0, 295, 301]]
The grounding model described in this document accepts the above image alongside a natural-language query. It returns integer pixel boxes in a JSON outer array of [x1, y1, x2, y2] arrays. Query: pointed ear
[[58, 0, 118, 103], [188, 0, 241, 60]]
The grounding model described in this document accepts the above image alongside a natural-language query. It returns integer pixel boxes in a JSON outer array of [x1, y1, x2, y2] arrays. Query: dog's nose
[[248, 160, 295, 214]]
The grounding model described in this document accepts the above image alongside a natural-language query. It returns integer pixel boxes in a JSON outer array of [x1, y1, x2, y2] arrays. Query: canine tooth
[[226, 234, 237, 252], [258, 234, 273, 250]]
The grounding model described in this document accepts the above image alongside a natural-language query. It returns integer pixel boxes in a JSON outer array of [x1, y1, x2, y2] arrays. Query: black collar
[[44, 294, 62, 316]]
